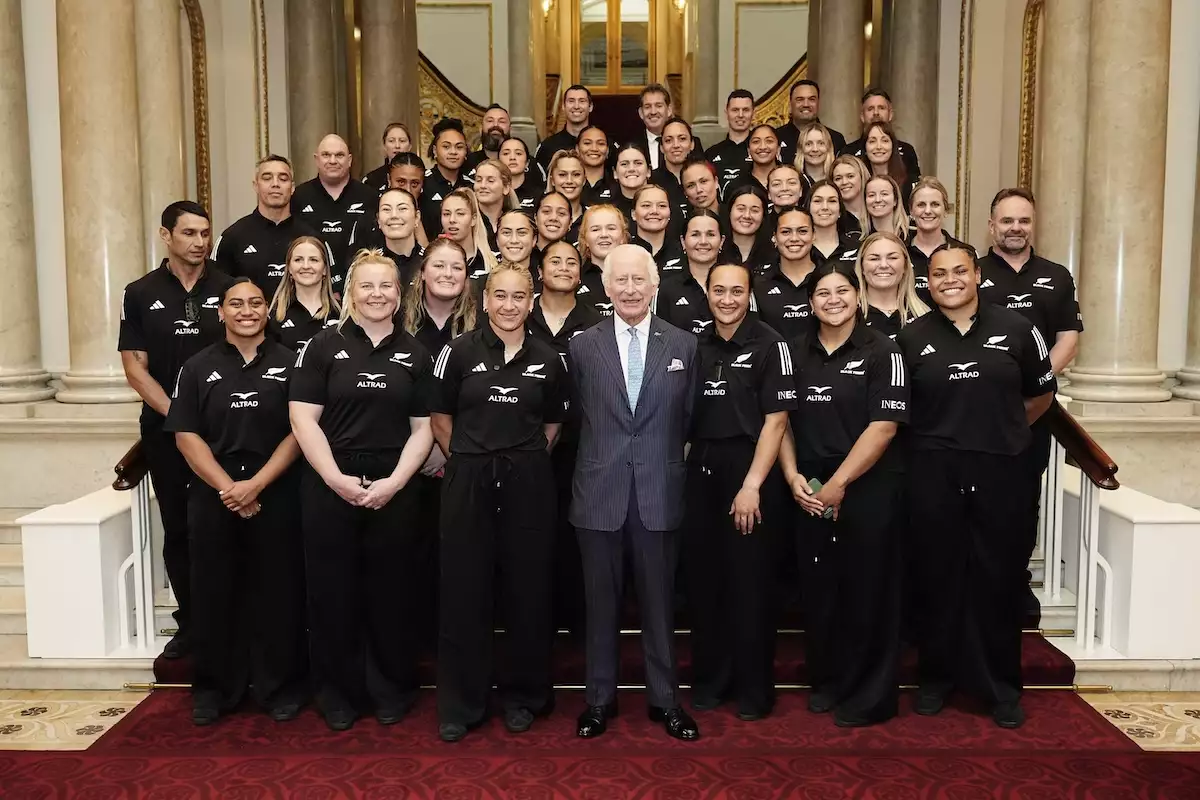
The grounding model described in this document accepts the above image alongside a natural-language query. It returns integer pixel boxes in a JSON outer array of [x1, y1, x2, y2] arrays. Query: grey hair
[[601, 243, 660, 288]]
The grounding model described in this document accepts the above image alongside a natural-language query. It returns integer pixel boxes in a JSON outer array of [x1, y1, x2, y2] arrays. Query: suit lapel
[[596, 316, 631, 409], [637, 316, 672, 403]]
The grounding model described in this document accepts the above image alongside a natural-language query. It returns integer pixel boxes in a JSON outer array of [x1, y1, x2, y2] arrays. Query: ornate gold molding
[[752, 56, 807, 129], [418, 53, 487, 155], [251, 0, 269, 159], [182, 0, 210, 214], [1018, 0, 1044, 189]]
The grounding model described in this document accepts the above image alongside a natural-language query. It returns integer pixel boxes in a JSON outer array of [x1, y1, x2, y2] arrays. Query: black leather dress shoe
[[648, 706, 700, 741], [992, 701, 1025, 729], [162, 631, 191, 660], [690, 693, 724, 712], [915, 686, 947, 717], [736, 705, 771, 722], [322, 705, 356, 732], [269, 702, 302, 722], [192, 705, 219, 726], [439, 722, 468, 742], [807, 691, 836, 714], [576, 702, 618, 738], [376, 694, 416, 726]]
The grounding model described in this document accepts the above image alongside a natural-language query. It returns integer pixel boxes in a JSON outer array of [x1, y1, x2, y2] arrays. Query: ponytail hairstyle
[[270, 235, 339, 323], [853, 231, 929, 328], [337, 248, 402, 333], [484, 260, 536, 297], [402, 237, 477, 338], [444, 188, 499, 273]]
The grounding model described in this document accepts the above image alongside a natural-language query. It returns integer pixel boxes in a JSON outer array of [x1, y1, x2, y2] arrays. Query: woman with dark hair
[[779, 260, 909, 727], [498, 136, 546, 210], [269, 236, 341, 353], [682, 160, 721, 215], [756, 207, 817, 340], [861, 122, 915, 207], [496, 208, 539, 276], [612, 144, 651, 222], [431, 262, 568, 742], [767, 164, 805, 211], [578, 125, 614, 207], [364, 122, 413, 192], [535, 191, 572, 252], [897, 244, 1057, 730], [421, 118, 472, 237], [290, 249, 436, 731], [348, 189, 424, 286], [724, 124, 779, 196], [719, 183, 773, 270], [684, 261, 794, 721], [630, 185, 685, 275], [168, 277, 306, 726], [656, 210, 725, 335], [651, 117, 695, 218], [807, 181, 859, 265]]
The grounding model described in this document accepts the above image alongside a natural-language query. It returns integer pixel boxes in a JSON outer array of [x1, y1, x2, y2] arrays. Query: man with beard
[[977, 187, 1082, 626], [843, 89, 921, 177], [537, 85, 612, 172], [291, 134, 377, 282], [774, 80, 846, 161], [212, 155, 326, 299], [465, 105, 512, 179]]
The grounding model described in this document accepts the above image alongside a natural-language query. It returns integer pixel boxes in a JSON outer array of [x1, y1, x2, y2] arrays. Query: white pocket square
[[667, 358, 685, 372]]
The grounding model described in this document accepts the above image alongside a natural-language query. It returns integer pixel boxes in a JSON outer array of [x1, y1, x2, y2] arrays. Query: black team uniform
[[211, 210, 324, 300]]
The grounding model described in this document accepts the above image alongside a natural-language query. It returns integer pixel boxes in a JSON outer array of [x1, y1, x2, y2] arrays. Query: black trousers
[[188, 460, 307, 711], [143, 423, 193, 632], [1019, 420, 1052, 623], [437, 449, 556, 726], [413, 473, 442, 647], [551, 436, 585, 635], [909, 449, 1029, 706], [683, 438, 783, 713], [302, 451, 426, 714], [577, 478, 679, 709], [796, 460, 903, 722]]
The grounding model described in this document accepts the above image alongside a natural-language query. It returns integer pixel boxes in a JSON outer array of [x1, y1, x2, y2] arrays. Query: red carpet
[[4, 689, 1200, 797], [151, 632, 1078, 688]]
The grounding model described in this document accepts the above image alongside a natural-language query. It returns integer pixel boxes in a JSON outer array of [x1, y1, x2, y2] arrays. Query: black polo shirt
[[574, 261, 612, 317], [721, 171, 770, 200], [347, 228, 424, 288], [411, 316, 456, 355], [649, 166, 692, 221], [527, 298, 603, 365], [430, 325, 569, 455], [118, 261, 236, 426], [581, 175, 615, 208], [977, 247, 1084, 344], [291, 177, 378, 273], [362, 161, 391, 193], [863, 305, 918, 340], [656, 270, 713, 335], [896, 303, 1057, 456], [775, 119, 847, 161], [632, 235, 686, 277], [290, 321, 433, 454], [514, 180, 543, 212], [844, 135, 921, 178], [705, 136, 752, 189], [787, 322, 909, 470], [908, 232, 973, 304], [755, 261, 815, 340], [535, 128, 581, 171], [166, 339, 296, 460], [418, 167, 472, 238], [271, 300, 339, 354], [211, 210, 325, 299], [718, 238, 774, 270], [693, 318, 795, 441], [810, 237, 860, 269]]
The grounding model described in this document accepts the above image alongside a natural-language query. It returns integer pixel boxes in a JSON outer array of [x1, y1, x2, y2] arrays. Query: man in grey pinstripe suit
[[568, 244, 701, 741]]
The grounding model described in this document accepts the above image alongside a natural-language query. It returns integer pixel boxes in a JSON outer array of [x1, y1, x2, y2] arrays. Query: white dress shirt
[[645, 131, 661, 170], [614, 313, 653, 387]]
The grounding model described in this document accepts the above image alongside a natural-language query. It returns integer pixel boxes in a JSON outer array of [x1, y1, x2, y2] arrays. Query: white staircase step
[[0, 543, 23, 586], [0, 585, 26, 634], [0, 634, 154, 690]]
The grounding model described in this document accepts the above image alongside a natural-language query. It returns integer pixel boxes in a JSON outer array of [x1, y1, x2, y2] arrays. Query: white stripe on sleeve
[[433, 344, 453, 379], [294, 339, 311, 368], [1031, 327, 1049, 360], [776, 341, 793, 376]]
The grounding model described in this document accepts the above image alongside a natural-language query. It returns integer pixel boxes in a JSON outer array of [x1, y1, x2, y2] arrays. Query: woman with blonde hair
[[441, 188, 499, 280], [907, 176, 973, 301], [290, 248, 436, 732], [402, 237, 478, 354], [473, 158, 517, 250], [576, 203, 629, 315], [547, 150, 587, 243], [795, 122, 835, 190], [831, 155, 870, 237], [854, 232, 930, 339], [865, 175, 910, 241], [270, 236, 340, 353]]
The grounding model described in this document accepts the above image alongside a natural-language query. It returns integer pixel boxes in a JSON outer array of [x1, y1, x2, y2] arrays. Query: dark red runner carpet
[[4, 689, 1200, 798]]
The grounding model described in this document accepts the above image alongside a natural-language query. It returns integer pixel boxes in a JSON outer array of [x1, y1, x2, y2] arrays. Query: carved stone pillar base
[[56, 374, 139, 405], [1063, 368, 1172, 403], [0, 371, 55, 404]]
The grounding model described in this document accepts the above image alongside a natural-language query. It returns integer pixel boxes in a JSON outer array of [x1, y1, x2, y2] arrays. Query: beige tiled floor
[[1, 689, 1199, 751], [0, 689, 149, 750]]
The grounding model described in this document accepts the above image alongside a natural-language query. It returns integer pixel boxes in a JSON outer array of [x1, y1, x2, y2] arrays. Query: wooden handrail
[[112, 439, 148, 491], [1044, 400, 1120, 490]]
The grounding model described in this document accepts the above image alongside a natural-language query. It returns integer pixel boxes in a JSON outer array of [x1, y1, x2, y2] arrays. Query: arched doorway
[[574, 0, 656, 143]]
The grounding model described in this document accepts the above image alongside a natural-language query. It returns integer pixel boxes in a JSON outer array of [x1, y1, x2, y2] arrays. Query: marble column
[[816, 0, 864, 138], [55, 0, 143, 403], [0, 0, 52, 402], [507, 0, 538, 148], [1035, 0, 1090, 278], [1172, 132, 1200, 400], [134, 0, 185, 271], [1066, 0, 1171, 403], [286, 0, 337, 183], [689, 0, 723, 144], [360, 0, 419, 158], [806, 0, 821, 83], [889, 0, 938, 170]]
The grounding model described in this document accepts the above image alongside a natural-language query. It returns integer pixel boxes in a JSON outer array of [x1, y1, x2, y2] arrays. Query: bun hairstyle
[[484, 260, 535, 296], [402, 238, 477, 338], [428, 117, 467, 159], [337, 248, 402, 332], [270, 235, 338, 323]]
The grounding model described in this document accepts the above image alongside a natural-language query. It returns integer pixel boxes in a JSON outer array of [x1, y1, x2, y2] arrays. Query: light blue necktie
[[627, 327, 643, 412]]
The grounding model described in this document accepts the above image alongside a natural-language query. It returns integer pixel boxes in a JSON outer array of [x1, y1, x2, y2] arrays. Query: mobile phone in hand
[[807, 477, 836, 520]]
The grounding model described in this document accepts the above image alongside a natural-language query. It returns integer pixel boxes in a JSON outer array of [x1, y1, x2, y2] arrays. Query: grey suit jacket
[[568, 314, 698, 532]]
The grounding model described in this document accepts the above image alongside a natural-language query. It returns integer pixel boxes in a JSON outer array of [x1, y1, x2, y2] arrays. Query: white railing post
[[130, 480, 156, 652], [1044, 439, 1066, 599]]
